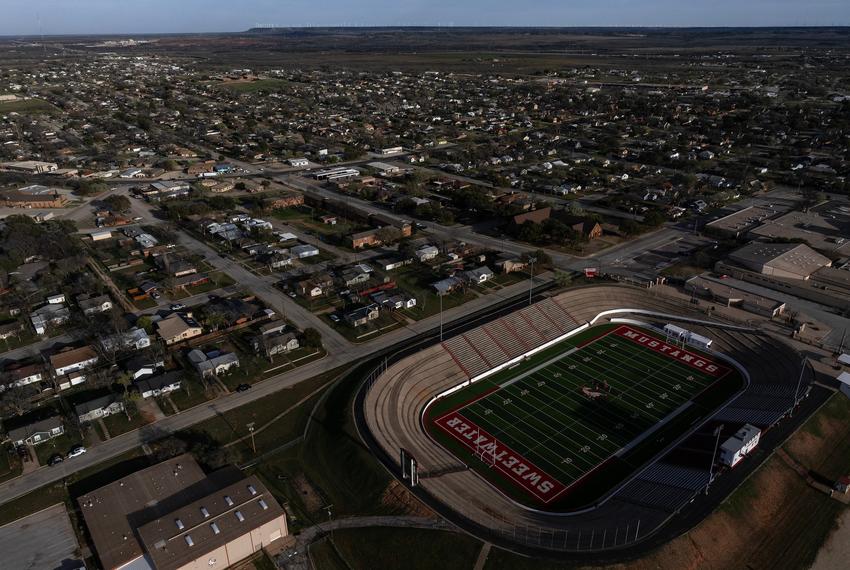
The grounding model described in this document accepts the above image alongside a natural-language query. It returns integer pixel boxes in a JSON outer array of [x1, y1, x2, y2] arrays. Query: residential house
[[47, 293, 66, 305], [1, 362, 45, 391], [100, 327, 151, 352], [495, 255, 528, 274], [156, 313, 203, 345], [291, 244, 320, 259], [432, 276, 463, 296], [513, 207, 552, 226], [415, 245, 440, 262], [350, 229, 382, 249], [135, 371, 182, 399], [124, 356, 165, 380], [253, 332, 300, 357], [77, 294, 113, 315], [75, 395, 125, 424], [30, 303, 71, 335], [187, 349, 240, 378], [259, 320, 288, 337], [563, 215, 604, 239], [6, 415, 64, 447], [0, 321, 24, 341], [464, 266, 495, 284], [49, 345, 99, 378], [344, 305, 380, 327]]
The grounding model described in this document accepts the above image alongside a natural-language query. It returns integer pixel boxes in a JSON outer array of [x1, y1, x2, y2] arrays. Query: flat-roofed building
[[705, 204, 784, 238], [728, 242, 831, 280], [686, 275, 786, 317], [748, 208, 850, 256], [78, 454, 288, 570]]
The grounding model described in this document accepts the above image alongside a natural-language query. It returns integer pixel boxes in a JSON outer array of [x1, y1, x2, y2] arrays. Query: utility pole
[[247, 422, 256, 454]]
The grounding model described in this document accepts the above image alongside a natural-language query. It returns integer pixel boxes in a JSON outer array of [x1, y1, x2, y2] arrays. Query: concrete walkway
[[278, 515, 456, 570]]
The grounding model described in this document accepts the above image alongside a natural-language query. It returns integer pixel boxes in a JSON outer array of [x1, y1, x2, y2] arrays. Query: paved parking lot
[[0, 502, 84, 570]]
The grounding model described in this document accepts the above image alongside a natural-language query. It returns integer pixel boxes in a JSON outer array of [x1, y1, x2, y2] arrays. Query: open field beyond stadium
[[426, 324, 743, 509]]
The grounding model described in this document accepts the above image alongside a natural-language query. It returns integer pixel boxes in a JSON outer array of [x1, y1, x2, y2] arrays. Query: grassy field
[[310, 527, 482, 570], [0, 98, 60, 114], [427, 323, 743, 508], [183, 365, 343, 456], [216, 78, 292, 93]]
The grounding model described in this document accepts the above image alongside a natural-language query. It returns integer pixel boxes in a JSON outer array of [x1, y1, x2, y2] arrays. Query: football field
[[429, 324, 733, 505]]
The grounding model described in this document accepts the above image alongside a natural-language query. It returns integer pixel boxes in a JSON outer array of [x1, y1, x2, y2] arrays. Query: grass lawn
[[34, 431, 85, 465], [185, 365, 344, 451], [308, 538, 349, 570], [316, 527, 482, 570], [0, 326, 38, 352], [166, 376, 215, 412], [169, 271, 236, 300], [101, 403, 151, 437], [0, 448, 21, 484], [321, 311, 404, 343]]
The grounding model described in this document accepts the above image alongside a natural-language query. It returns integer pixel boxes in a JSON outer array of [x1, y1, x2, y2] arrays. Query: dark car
[[236, 383, 251, 392], [48, 453, 64, 466]]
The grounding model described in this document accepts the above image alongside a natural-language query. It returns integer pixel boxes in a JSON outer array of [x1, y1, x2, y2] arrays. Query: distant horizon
[[1, 1, 848, 36], [2, 24, 850, 40]]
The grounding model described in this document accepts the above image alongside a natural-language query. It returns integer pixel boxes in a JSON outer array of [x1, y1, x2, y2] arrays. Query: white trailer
[[719, 424, 761, 468]]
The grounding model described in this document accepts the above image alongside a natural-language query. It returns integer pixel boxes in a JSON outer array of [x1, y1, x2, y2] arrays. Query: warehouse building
[[728, 242, 831, 280], [78, 454, 288, 570]]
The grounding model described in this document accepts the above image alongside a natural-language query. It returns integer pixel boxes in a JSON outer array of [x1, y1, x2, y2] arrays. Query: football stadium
[[425, 323, 744, 510], [358, 284, 817, 559]]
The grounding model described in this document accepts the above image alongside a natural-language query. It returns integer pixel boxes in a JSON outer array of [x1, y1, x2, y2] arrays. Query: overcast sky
[[1, 0, 849, 35]]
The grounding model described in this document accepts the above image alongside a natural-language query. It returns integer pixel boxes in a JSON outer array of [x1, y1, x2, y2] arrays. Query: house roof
[[513, 207, 552, 225], [6, 414, 63, 442], [135, 371, 182, 393], [49, 345, 98, 371], [156, 314, 200, 340], [74, 394, 119, 416]]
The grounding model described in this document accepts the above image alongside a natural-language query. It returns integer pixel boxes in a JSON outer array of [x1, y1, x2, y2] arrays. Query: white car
[[67, 446, 87, 459]]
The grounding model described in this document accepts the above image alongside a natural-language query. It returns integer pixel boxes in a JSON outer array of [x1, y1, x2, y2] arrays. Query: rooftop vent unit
[[185, 535, 194, 547], [247, 484, 257, 496], [259, 499, 269, 510], [210, 522, 220, 535], [200, 507, 210, 518], [235, 510, 245, 522], [175, 519, 185, 530], [224, 495, 234, 507]]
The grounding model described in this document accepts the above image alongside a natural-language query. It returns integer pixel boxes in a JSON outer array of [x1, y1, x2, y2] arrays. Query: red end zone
[[613, 325, 729, 377], [434, 411, 568, 503]]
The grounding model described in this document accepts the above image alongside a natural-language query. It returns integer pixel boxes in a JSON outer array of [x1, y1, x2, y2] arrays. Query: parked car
[[329, 314, 340, 323], [133, 216, 143, 222], [67, 445, 87, 459], [236, 383, 251, 392], [170, 303, 187, 311], [287, 292, 297, 298], [48, 454, 64, 466]]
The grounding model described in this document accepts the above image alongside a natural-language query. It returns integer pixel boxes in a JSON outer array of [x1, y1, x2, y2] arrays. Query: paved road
[[0, 272, 552, 506], [0, 332, 78, 364], [277, 515, 455, 570]]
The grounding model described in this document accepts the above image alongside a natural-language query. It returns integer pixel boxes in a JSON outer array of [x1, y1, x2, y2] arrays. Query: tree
[[302, 327, 322, 348], [376, 226, 402, 245], [103, 194, 131, 213]]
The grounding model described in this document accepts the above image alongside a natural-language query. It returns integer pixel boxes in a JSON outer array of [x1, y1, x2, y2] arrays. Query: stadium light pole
[[707, 424, 724, 491], [439, 293, 443, 342], [528, 256, 536, 306]]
